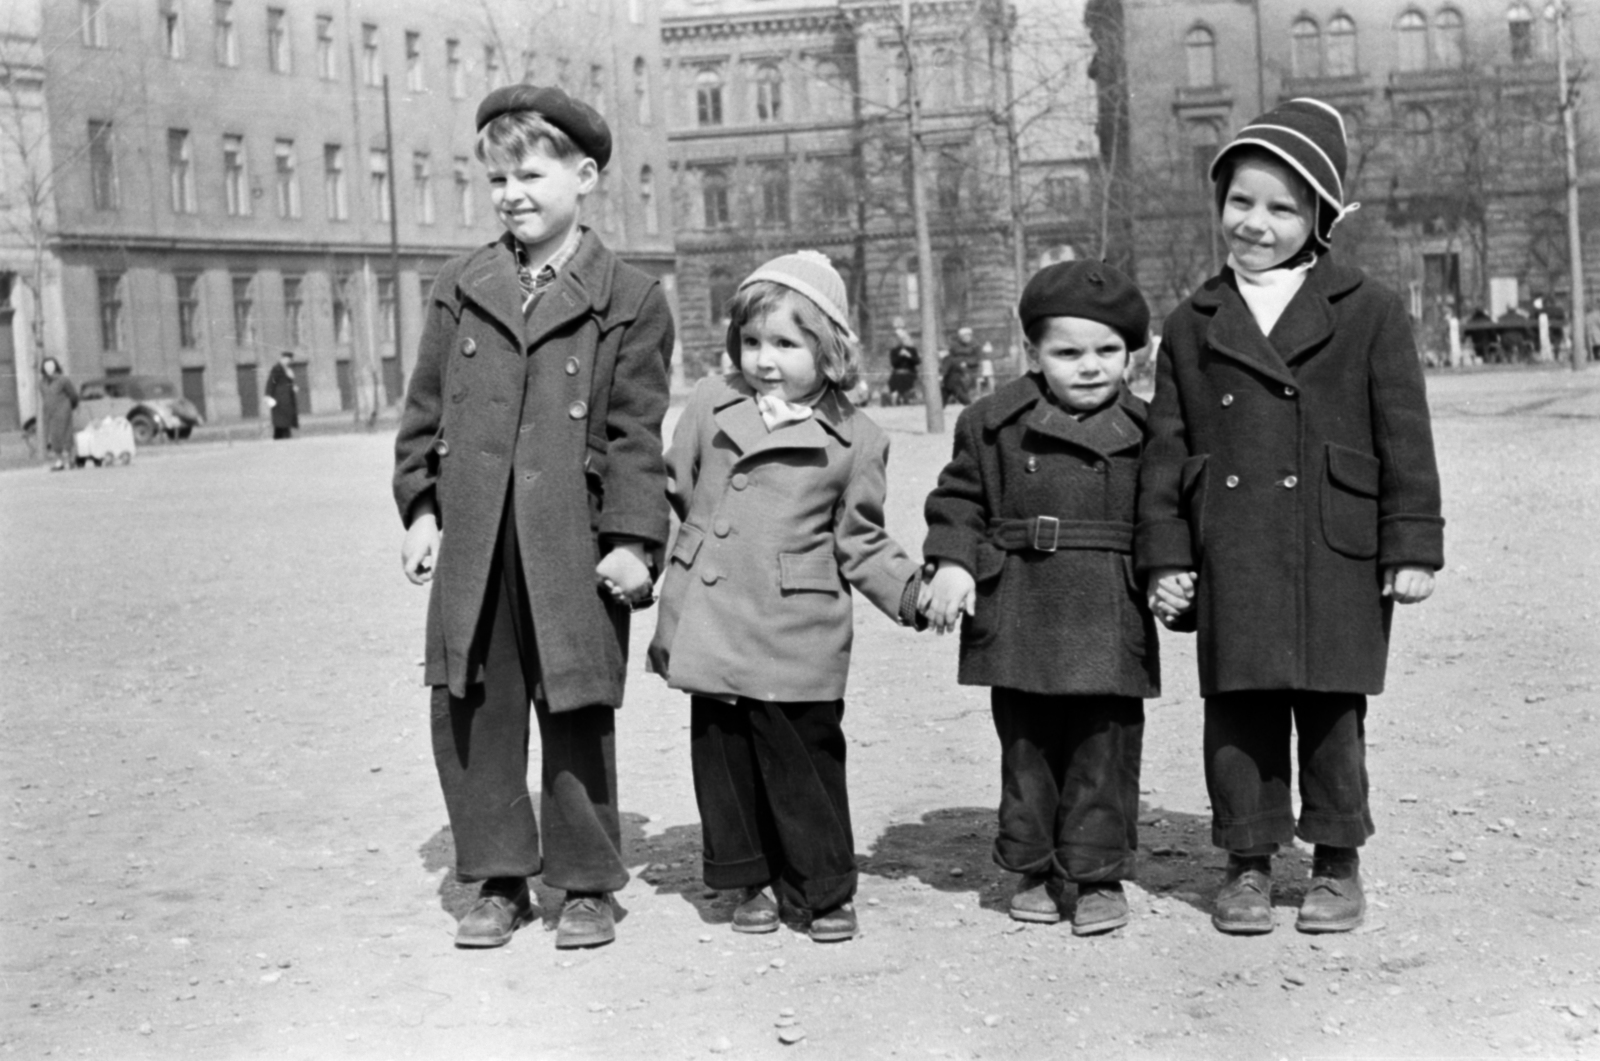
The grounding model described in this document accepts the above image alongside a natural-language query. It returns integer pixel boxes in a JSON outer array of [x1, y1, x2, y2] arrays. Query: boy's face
[[1026, 316, 1128, 413], [485, 141, 597, 254], [1220, 156, 1315, 270], [739, 294, 821, 403]]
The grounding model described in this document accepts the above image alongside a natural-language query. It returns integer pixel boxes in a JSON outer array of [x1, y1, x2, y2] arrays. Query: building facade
[[15, 0, 672, 428]]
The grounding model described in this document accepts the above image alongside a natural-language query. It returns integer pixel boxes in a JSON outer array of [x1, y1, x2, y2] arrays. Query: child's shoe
[[1071, 882, 1129, 936], [808, 902, 858, 943], [731, 886, 780, 934], [1212, 854, 1274, 934], [1008, 872, 1063, 924], [454, 877, 533, 948], [555, 891, 616, 949], [1296, 847, 1364, 933]]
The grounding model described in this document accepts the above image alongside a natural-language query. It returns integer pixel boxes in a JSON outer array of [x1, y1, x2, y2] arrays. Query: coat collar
[[709, 372, 855, 461], [455, 228, 616, 349], [1187, 255, 1365, 384], [983, 373, 1145, 457]]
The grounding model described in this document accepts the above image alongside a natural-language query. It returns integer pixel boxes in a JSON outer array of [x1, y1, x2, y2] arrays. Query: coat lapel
[[1201, 281, 1299, 389], [711, 377, 850, 463], [1023, 396, 1143, 458], [523, 231, 614, 352], [456, 238, 526, 343], [1275, 256, 1362, 366]]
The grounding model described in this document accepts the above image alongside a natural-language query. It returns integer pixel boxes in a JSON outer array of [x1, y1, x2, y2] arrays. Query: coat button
[[460, 337, 476, 357], [1282, 475, 1298, 488], [565, 356, 580, 376], [1024, 455, 1039, 473], [713, 518, 731, 537], [568, 400, 588, 420], [700, 568, 720, 585], [1225, 474, 1240, 488], [1093, 461, 1107, 474], [731, 473, 749, 491], [1221, 393, 1234, 407], [1283, 385, 1296, 397], [431, 438, 449, 456]]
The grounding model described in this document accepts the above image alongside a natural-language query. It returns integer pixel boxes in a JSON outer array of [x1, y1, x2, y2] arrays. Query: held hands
[[401, 512, 441, 586], [1148, 567, 1197, 629], [596, 542, 655, 610], [1383, 565, 1435, 604], [923, 560, 977, 636]]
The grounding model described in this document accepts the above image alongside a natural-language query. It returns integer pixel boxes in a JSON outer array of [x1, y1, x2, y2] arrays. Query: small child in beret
[[394, 84, 674, 952], [921, 260, 1161, 935]]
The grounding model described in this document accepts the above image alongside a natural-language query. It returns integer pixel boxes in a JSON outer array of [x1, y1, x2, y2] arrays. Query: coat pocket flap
[[974, 542, 1006, 584], [779, 551, 840, 593], [1179, 453, 1208, 495], [670, 523, 705, 566], [1326, 443, 1380, 497]]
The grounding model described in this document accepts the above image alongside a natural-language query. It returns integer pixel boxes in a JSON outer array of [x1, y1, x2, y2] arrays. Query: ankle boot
[[1297, 846, 1364, 933], [1212, 853, 1274, 934]]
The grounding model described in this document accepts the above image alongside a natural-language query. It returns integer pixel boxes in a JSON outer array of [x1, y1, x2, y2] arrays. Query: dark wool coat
[[394, 230, 674, 709], [1135, 256, 1444, 697], [265, 364, 299, 430], [41, 375, 78, 455], [922, 374, 1160, 698]]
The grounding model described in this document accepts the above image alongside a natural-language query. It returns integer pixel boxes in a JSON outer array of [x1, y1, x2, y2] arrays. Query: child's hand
[[596, 543, 654, 608], [402, 513, 441, 586], [1147, 567, 1197, 627], [925, 561, 976, 636], [1383, 565, 1435, 604]]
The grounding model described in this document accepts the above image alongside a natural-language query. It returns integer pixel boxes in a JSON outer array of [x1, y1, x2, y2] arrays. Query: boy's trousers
[[1203, 690, 1375, 852], [430, 500, 628, 893], [990, 690, 1144, 883], [689, 696, 856, 914]]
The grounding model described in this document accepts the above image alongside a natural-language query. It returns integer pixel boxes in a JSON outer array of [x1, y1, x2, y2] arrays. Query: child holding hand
[[648, 251, 924, 943], [1136, 98, 1444, 935], [922, 261, 1160, 935]]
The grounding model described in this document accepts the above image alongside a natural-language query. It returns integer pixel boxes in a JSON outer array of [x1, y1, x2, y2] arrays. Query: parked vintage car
[[75, 375, 204, 443]]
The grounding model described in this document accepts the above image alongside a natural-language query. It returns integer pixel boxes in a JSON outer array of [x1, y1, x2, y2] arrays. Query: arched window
[[1506, 1, 1533, 62], [1326, 15, 1358, 76], [1291, 18, 1322, 79], [695, 67, 723, 127], [700, 166, 729, 228], [754, 63, 782, 123], [1433, 8, 1465, 67], [640, 164, 658, 236], [707, 265, 737, 325], [1184, 26, 1216, 88], [634, 57, 651, 125], [1396, 10, 1428, 71], [813, 59, 845, 121], [1401, 104, 1432, 161]]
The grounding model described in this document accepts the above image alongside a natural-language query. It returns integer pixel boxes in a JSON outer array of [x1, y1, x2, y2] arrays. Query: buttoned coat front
[[922, 374, 1160, 698], [393, 230, 674, 709], [1135, 256, 1444, 697], [646, 373, 919, 703]]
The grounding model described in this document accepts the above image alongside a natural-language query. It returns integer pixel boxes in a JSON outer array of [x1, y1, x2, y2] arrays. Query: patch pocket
[[779, 551, 840, 593], [670, 523, 705, 567], [1322, 442, 1380, 559]]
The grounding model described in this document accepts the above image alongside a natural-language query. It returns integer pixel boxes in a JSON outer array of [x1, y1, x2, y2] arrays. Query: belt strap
[[988, 517, 1134, 554]]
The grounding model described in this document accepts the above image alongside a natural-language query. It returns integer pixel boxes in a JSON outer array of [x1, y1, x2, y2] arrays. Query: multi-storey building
[[8, 0, 672, 428], [1117, 0, 1596, 352], [661, 0, 1103, 379]]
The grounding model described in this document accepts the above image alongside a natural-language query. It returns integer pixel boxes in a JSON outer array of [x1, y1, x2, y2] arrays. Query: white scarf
[[755, 391, 817, 431], [1229, 253, 1316, 338]]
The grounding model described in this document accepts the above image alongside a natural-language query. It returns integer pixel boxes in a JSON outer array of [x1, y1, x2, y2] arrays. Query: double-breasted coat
[[265, 363, 300, 431], [41, 374, 78, 456], [647, 373, 919, 703], [922, 374, 1160, 698], [1135, 256, 1444, 697], [394, 230, 674, 709]]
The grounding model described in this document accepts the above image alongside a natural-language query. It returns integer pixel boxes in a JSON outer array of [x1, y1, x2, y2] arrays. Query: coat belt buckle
[[1031, 516, 1060, 553]]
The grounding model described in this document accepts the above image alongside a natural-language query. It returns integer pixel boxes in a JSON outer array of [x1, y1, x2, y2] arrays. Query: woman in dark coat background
[[40, 357, 78, 471], [264, 351, 299, 439]]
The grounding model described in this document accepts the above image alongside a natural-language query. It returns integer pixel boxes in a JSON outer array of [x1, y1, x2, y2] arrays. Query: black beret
[[475, 84, 612, 171], [1018, 260, 1150, 351]]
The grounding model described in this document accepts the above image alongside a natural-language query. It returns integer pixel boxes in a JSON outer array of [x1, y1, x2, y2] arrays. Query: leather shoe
[[1072, 882, 1129, 936], [732, 887, 780, 934], [808, 902, 858, 943], [555, 891, 616, 949], [1008, 873, 1062, 924], [1297, 870, 1364, 933], [454, 878, 533, 948], [1212, 856, 1274, 935]]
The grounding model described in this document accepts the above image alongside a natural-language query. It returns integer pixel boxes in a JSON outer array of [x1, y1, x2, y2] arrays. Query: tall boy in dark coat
[[923, 261, 1160, 936], [393, 85, 674, 951]]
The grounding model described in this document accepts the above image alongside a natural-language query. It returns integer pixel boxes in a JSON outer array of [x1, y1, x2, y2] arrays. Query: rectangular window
[[97, 272, 123, 350], [161, 0, 183, 58], [222, 134, 249, 216], [88, 120, 117, 210], [181, 366, 207, 418], [273, 139, 300, 218], [282, 274, 303, 346], [453, 156, 473, 225], [168, 128, 196, 214], [236, 364, 259, 419], [81, 0, 107, 47], [376, 274, 396, 344], [413, 151, 434, 225], [324, 143, 347, 219], [316, 15, 336, 79], [335, 358, 354, 410], [405, 31, 423, 91], [815, 157, 851, 221], [446, 39, 464, 98], [589, 64, 606, 115], [176, 273, 200, 348], [332, 274, 352, 344], [231, 274, 255, 346], [361, 23, 380, 86], [759, 162, 789, 226], [484, 44, 500, 91], [369, 149, 390, 221], [267, 8, 290, 73], [214, 0, 237, 67]]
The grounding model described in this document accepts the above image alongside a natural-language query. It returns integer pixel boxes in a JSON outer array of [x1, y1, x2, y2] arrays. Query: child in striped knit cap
[[1135, 98, 1445, 936]]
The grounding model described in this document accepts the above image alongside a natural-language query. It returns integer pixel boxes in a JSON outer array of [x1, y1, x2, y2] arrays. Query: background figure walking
[[265, 352, 300, 440], [39, 358, 78, 471]]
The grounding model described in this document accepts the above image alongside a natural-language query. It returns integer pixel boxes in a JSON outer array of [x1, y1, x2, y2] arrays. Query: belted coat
[[646, 373, 920, 703], [1135, 256, 1444, 697], [922, 374, 1160, 698], [393, 230, 674, 709]]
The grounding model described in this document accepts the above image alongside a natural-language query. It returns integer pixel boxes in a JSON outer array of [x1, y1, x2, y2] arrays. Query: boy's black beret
[[475, 84, 612, 171], [1018, 260, 1150, 351]]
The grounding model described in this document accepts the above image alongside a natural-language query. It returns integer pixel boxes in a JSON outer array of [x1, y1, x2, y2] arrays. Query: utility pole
[[1553, 2, 1586, 369], [902, 0, 946, 433], [991, 0, 1028, 370], [382, 74, 405, 416]]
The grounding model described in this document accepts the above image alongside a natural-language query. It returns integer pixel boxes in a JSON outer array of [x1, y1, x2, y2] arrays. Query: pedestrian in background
[[39, 357, 77, 471], [264, 352, 299, 440], [648, 251, 925, 945], [922, 260, 1160, 936], [885, 321, 920, 405], [1138, 98, 1444, 936]]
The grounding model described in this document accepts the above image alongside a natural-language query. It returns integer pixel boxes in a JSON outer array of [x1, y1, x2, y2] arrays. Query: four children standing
[[395, 87, 1442, 951]]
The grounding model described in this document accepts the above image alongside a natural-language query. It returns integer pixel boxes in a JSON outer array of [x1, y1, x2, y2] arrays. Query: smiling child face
[[485, 140, 597, 259], [1220, 155, 1315, 271], [739, 294, 821, 403]]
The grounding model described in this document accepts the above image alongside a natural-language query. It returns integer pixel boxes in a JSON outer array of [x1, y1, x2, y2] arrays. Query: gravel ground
[[1, 367, 1597, 1060]]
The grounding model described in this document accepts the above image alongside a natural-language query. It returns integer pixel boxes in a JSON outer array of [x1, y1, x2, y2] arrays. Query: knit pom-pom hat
[[738, 250, 854, 339], [1210, 96, 1357, 248]]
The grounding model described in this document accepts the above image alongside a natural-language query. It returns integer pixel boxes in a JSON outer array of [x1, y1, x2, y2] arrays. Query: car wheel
[[128, 413, 157, 445], [119, 451, 133, 465]]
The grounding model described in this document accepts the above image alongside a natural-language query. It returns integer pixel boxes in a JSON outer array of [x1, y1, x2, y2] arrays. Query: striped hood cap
[[1210, 97, 1355, 248]]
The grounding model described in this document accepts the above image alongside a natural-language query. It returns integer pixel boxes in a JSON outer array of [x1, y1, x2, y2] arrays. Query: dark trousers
[[429, 498, 626, 892], [990, 690, 1145, 883], [1203, 690, 1374, 852], [689, 696, 856, 913], [272, 427, 292, 439]]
